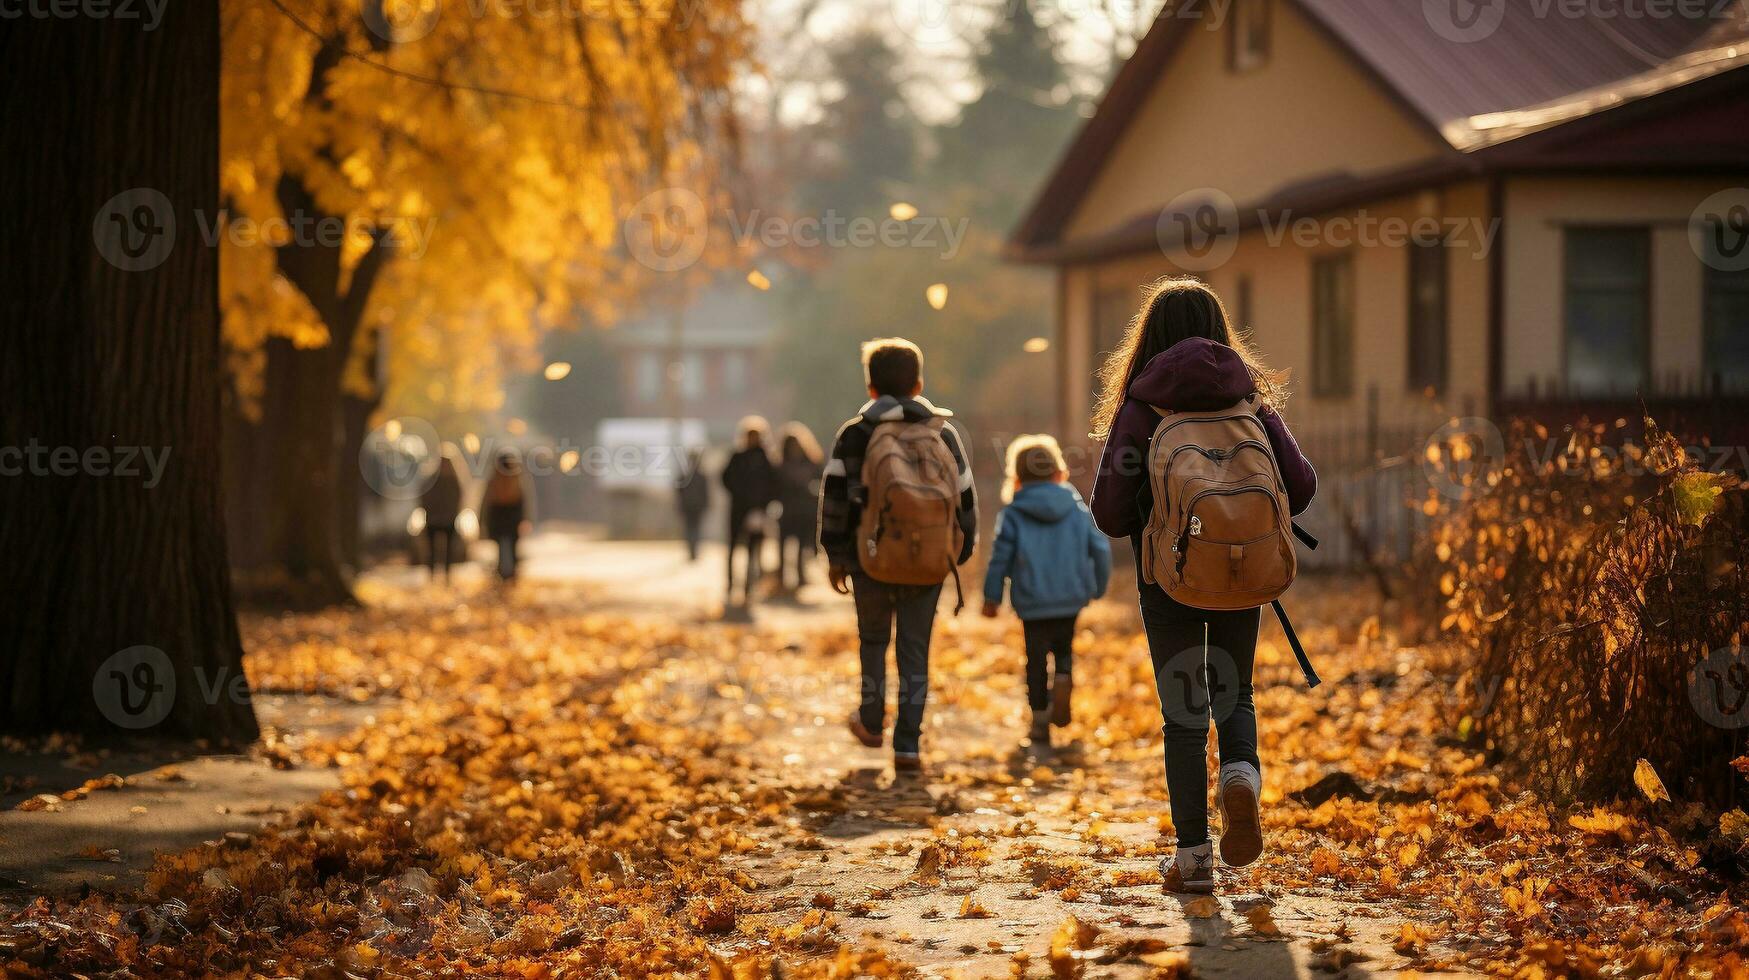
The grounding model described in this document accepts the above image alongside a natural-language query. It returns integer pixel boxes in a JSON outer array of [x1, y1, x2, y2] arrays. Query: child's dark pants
[[1135, 550, 1260, 848], [1021, 615, 1077, 711], [853, 574, 942, 755]]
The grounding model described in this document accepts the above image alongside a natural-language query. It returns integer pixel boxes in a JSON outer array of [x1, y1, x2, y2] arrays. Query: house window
[[635, 351, 663, 402], [1311, 254, 1354, 398], [1407, 239, 1447, 395], [1228, 0, 1271, 73], [1564, 227, 1649, 394], [1701, 216, 1749, 390], [722, 350, 749, 397]]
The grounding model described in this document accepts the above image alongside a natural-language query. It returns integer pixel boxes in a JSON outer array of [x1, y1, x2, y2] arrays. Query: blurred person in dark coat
[[675, 447, 711, 562], [720, 417, 776, 605], [775, 423, 823, 592]]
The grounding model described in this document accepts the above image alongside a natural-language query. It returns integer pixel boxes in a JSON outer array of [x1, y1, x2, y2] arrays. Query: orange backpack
[[857, 418, 964, 591]]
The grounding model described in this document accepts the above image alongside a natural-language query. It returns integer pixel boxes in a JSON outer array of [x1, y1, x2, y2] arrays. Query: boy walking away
[[819, 338, 977, 772], [981, 435, 1111, 747]]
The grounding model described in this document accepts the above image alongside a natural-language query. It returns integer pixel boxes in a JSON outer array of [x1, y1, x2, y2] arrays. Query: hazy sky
[[738, 0, 1163, 126]]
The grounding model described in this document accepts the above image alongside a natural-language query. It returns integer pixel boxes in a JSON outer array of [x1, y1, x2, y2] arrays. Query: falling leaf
[[888, 202, 918, 221], [1633, 759, 1671, 803], [925, 283, 948, 310], [543, 361, 571, 381], [746, 269, 771, 290], [1023, 337, 1050, 353]]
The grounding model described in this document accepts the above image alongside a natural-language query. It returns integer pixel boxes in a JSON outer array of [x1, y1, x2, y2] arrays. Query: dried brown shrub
[[1410, 416, 1749, 805]]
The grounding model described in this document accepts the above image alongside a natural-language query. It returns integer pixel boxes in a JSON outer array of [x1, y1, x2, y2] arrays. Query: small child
[[819, 338, 978, 772], [981, 434, 1112, 746]]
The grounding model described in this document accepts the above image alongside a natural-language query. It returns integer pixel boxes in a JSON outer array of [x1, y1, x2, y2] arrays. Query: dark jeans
[[853, 574, 943, 755], [776, 532, 814, 590], [1135, 549, 1260, 848], [1022, 615, 1077, 711], [426, 525, 457, 580], [494, 532, 519, 580], [681, 512, 704, 562], [726, 509, 764, 603]]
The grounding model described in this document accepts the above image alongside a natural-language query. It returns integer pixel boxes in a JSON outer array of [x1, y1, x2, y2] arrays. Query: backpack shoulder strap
[[1272, 599, 1321, 689]]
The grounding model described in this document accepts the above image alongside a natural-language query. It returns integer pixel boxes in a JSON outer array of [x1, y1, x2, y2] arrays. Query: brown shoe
[[848, 712, 882, 748], [1049, 675, 1073, 727], [893, 752, 923, 772], [1218, 763, 1263, 868]]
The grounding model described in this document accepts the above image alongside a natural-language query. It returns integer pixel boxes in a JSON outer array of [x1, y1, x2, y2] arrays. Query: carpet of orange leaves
[[2, 578, 1747, 978]]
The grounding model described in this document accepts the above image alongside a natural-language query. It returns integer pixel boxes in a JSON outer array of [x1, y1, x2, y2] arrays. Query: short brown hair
[[861, 337, 923, 397]]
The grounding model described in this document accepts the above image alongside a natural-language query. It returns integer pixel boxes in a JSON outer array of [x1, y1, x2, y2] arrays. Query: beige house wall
[[1501, 175, 1720, 396], [1065, 1, 1444, 242], [1059, 182, 1495, 450]]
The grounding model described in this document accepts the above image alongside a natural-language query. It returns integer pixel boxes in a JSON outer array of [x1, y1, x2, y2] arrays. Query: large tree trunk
[[0, 0, 259, 741]]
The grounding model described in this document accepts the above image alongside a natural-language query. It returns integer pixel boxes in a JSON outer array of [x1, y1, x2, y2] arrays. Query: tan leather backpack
[[857, 417, 964, 587], [1140, 394, 1296, 610]]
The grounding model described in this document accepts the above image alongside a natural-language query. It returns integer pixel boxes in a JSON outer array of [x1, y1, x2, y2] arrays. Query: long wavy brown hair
[[1088, 277, 1285, 440]]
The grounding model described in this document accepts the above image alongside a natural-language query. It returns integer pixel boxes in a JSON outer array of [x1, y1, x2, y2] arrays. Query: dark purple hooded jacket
[[1090, 338, 1316, 539]]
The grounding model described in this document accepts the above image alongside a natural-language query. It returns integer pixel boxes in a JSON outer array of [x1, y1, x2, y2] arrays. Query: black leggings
[[1134, 548, 1260, 848], [1021, 616, 1076, 711]]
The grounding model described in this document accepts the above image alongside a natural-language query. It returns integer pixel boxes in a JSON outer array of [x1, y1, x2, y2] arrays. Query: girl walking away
[[981, 435, 1111, 748], [482, 450, 532, 582], [775, 423, 824, 592], [422, 453, 464, 583], [1090, 277, 1316, 894], [721, 416, 777, 607]]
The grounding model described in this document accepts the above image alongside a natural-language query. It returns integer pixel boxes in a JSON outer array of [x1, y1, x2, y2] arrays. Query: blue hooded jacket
[[983, 482, 1112, 621]]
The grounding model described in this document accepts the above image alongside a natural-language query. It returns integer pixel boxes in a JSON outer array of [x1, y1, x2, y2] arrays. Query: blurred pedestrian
[[482, 449, 531, 581], [775, 423, 823, 592], [422, 453, 465, 583], [676, 447, 710, 562], [720, 416, 776, 606]]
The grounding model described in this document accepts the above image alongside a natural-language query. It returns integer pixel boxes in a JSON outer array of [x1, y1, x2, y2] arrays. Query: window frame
[[1561, 225, 1651, 395], [1311, 252, 1355, 399], [1227, 0, 1272, 73], [1702, 220, 1749, 392], [1406, 237, 1448, 396]]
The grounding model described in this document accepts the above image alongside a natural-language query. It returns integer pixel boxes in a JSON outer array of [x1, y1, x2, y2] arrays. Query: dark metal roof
[[1298, 0, 1747, 130]]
